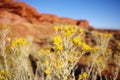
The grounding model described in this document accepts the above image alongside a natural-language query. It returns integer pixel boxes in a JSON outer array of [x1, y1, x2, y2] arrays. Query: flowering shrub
[[0, 24, 119, 80], [0, 24, 33, 80], [0, 70, 11, 80]]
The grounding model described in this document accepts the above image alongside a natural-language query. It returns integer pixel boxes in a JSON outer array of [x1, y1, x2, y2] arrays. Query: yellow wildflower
[[105, 49, 111, 56], [72, 37, 82, 45], [75, 25, 78, 29], [0, 76, 5, 80], [83, 72, 88, 79], [0, 70, 5, 74], [55, 44, 63, 51], [70, 27, 76, 33], [95, 56, 104, 64], [6, 37, 11, 42], [104, 33, 112, 38], [64, 31, 72, 37], [91, 46, 99, 53], [68, 59, 73, 64], [44, 68, 50, 75], [1, 24, 8, 29], [97, 33, 112, 38], [44, 59, 49, 66], [11, 38, 28, 48], [55, 60, 62, 68], [82, 43, 91, 51], [36, 51, 42, 56], [0, 70, 11, 79], [54, 26, 61, 31], [53, 35, 62, 45], [79, 29, 84, 34], [45, 49, 50, 53], [56, 63, 61, 68], [64, 26, 69, 31], [116, 41, 120, 47], [78, 74, 83, 80]]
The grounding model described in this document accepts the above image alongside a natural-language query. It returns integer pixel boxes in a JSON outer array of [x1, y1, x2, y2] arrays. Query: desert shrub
[[0, 24, 34, 80], [0, 24, 119, 80]]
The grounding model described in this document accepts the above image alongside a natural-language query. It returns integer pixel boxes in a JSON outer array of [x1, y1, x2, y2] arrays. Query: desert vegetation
[[0, 24, 120, 80]]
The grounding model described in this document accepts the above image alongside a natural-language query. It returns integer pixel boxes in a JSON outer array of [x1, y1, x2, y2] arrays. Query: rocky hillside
[[0, 0, 120, 52], [0, 0, 90, 26], [0, 0, 93, 39], [0, 0, 120, 48]]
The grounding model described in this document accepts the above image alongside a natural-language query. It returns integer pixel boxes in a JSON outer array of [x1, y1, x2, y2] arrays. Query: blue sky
[[19, 0, 120, 29]]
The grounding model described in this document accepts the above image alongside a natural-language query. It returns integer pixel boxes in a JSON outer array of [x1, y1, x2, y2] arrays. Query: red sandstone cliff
[[0, 0, 90, 27]]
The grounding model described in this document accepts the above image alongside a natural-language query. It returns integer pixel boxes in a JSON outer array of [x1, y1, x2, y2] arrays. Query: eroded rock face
[[0, 11, 27, 24], [0, 0, 92, 40], [77, 20, 89, 27], [0, 0, 90, 27], [0, 0, 41, 23]]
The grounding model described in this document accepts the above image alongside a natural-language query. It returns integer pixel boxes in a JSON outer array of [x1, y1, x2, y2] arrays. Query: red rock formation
[[0, 0, 119, 41], [0, 0, 41, 23], [38, 14, 59, 23], [0, 11, 27, 24], [0, 0, 90, 27], [77, 20, 89, 27], [60, 17, 77, 25]]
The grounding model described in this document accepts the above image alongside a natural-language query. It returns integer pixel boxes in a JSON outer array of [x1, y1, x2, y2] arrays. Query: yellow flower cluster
[[79, 29, 84, 34], [0, 70, 11, 80], [44, 59, 49, 66], [64, 26, 69, 31], [82, 43, 92, 51], [103, 33, 112, 38], [97, 32, 112, 38], [70, 27, 76, 33], [11, 38, 28, 48], [72, 37, 82, 45], [54, 59, 62, 68], [53, 35, 62, 45], [64, 31, 72, 37], [54, 25, 80, 37], [6, 37, 11, 42], [54, 26, 62, 32], [95, 56, 104, 64], [79, 72, 88, 80], [54, 44, 63, 51], [63, 26, 77, 37], [68, 59, 74, 64], [53, 35, 63, 51], [44, 68, 51, 75], [1, 24, 8, 30], [105, 49, 111, 56]]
